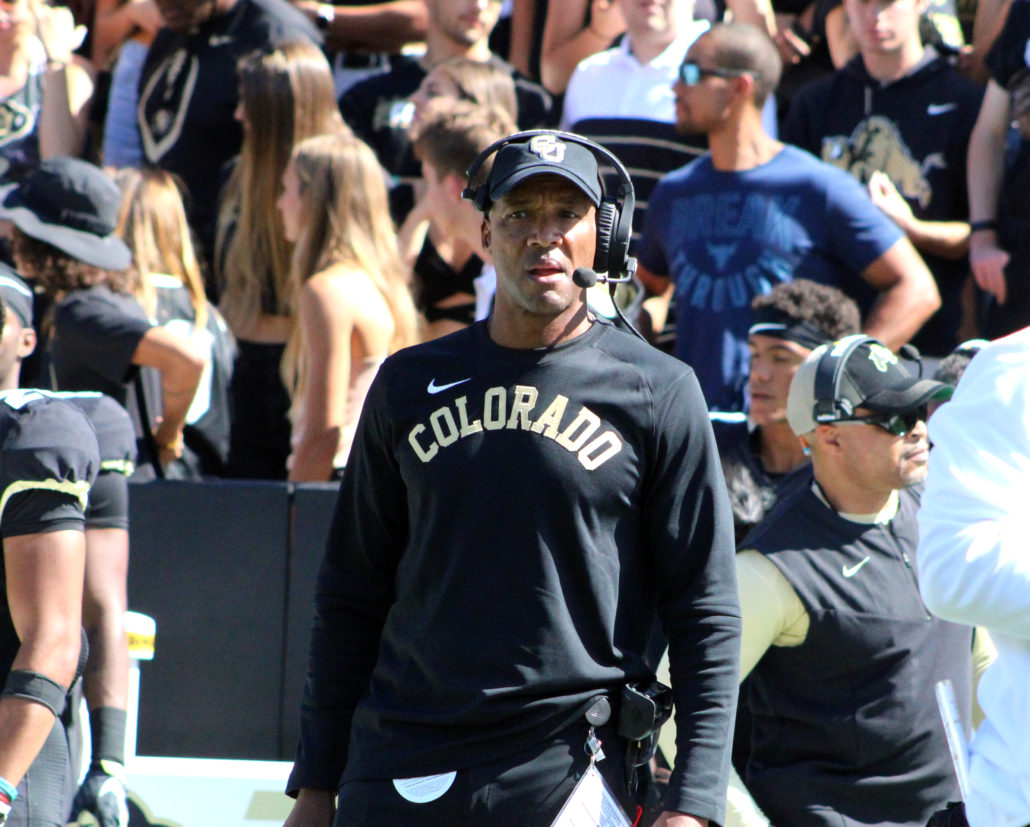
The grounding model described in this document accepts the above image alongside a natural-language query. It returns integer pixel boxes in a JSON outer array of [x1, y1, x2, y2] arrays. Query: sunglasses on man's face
[[832, 406, 928, 437], [677, 62, 759, 86]]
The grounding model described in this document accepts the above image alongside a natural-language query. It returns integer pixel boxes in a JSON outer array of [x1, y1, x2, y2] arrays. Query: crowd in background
[[1, 0, 1023, 485]]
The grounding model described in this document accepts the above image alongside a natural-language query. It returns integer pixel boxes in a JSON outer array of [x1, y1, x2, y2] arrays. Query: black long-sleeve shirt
[[288, 320, 741, 822]]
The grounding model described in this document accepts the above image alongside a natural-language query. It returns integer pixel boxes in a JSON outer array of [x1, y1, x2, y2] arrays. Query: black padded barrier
[[128, 480, 293, 759], [280, 482, 340, 760]]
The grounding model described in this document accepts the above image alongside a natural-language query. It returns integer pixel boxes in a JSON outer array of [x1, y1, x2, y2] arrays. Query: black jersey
[[0, 390, 100, 677], [981, 0, 1030, 337], [138, 0, 319, 261], [64, 392, 136, 529], [64, 392, 136, 478], [290, 320, 740, 823], [783, 52, 983, 355]]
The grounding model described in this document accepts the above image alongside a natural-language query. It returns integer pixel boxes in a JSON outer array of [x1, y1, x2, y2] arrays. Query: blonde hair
[[115, 167, 208, 329], [281, 134, 418, 398], [216, 40, 347, 333]]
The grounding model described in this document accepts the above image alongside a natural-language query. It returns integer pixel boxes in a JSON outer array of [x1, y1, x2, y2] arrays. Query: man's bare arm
[[860, 237, 940, 350], [292, 1, 427, 53], [966, 81, 1011, 303]]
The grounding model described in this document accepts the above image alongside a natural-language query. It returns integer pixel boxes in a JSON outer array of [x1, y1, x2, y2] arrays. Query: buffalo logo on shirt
[[821, 115, 945, 209], [408, 385, 623, 470]]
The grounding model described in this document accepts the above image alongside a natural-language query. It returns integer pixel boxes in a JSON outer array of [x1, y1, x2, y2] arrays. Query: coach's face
[[825, 408, 930, 491], [483, 174, 596, 324]]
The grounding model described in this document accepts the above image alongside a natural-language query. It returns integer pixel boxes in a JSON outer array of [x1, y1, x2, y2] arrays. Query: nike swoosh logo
[[842, 556, 871, 578], [427, 378, 471, 394], [927, 103, 957, 116]]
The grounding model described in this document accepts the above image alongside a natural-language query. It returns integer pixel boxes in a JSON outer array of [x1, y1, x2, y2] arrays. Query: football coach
[[283, 130, 741, 827]]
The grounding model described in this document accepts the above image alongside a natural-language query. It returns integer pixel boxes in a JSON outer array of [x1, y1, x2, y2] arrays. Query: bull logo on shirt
[[821, 115, 945, 209]]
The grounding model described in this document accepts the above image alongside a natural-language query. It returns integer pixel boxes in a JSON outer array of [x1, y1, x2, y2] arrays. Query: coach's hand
[[653, 813, 708, 827], [283, 789, 335, 827]]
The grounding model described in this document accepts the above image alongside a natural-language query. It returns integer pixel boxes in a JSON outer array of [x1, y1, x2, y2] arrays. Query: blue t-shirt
[[637, 146, 902, 411]]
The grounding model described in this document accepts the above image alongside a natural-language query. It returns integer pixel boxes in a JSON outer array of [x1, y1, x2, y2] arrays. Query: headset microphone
[[573, 267, 598, 288]]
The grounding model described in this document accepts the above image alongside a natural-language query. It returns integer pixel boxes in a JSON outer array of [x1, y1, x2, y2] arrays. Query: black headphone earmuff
[[463, 129, 636, 281], [811, 333, 875, 423]]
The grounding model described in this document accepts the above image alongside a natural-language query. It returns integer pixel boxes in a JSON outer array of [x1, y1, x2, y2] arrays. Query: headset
[[811, 334, 873, 423], [462, 129, 637, 285], [811, 333, 922, 423]]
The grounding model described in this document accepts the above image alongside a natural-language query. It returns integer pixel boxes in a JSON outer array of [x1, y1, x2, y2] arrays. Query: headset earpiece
[[593, 199, 618, 275], [460, 182, 488, 214], [812, 334, 876, 423]]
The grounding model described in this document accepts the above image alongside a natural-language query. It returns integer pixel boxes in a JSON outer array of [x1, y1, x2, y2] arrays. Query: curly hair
[[751, 279, 861, 341], [11, 228, 132, 295]]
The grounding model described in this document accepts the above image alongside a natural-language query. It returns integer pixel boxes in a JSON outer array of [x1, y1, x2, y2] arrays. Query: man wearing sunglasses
[[729, 333, 993, 826], [635, 21, 941, 412]]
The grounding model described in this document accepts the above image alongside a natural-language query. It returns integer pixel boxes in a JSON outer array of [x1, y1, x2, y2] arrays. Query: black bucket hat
[[0, 157, 131, 271]]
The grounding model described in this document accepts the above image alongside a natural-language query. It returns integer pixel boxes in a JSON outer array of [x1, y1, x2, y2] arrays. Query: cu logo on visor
[[529, 135, 566, 163]]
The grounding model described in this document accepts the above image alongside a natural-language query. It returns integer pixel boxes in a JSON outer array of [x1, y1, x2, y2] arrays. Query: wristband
[[969, 220, 997, 233], [0, 773, 17, 806]]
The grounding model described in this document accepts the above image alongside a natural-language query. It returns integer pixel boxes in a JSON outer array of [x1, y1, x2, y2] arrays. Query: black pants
[[8, 717, 74, 827], [334, 722, 637, 826]]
